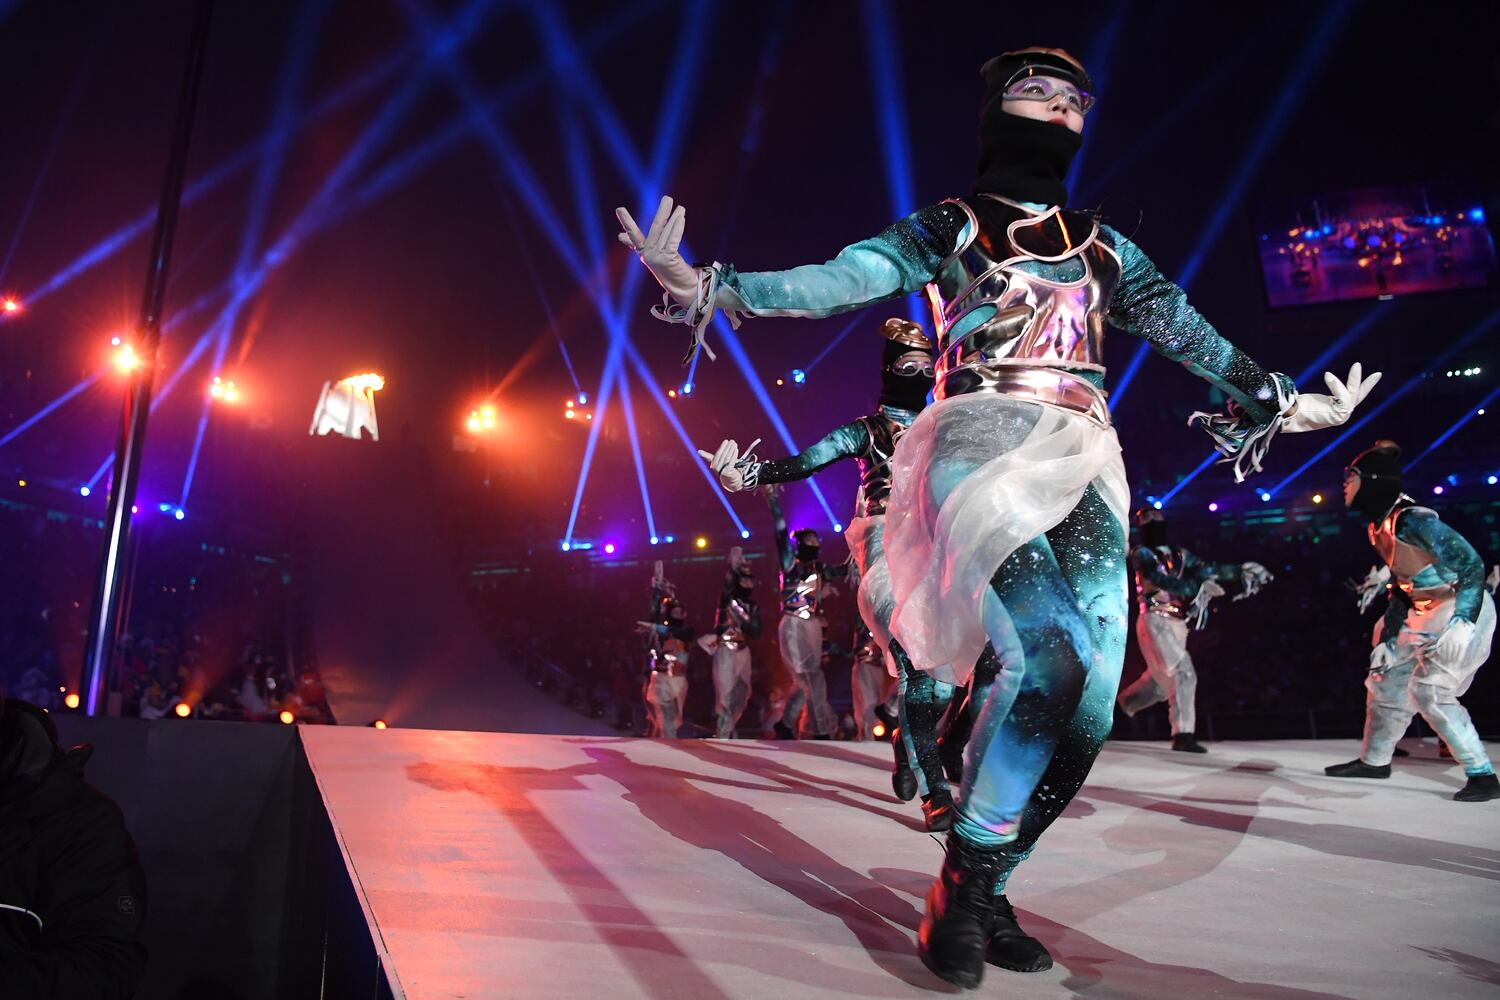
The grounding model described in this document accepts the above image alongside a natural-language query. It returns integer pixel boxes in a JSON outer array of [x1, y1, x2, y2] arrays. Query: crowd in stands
[[0, 499, 331, 724]]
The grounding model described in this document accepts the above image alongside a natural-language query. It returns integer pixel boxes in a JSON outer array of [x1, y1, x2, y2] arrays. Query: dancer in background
[[619, 45, 1377, 987], [639, 561, 692, 739], [705, 318, 956, 828], [1326, 441, 1497, 801], [763, 486, 846, 739], [698, 547, 762, 738], [1117, 507, 1273, 752]]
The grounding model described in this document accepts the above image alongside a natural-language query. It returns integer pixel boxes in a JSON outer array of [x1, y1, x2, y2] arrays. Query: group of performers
[[613, 46, 1495, 989]]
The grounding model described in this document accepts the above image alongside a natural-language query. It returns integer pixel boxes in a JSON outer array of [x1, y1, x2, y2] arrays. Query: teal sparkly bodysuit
[[704, 194, 1295, 889]]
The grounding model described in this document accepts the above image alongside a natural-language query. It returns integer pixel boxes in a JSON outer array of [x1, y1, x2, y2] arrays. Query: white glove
[[616, 196, 698, 307], [1436, 617, 1476, 662], [1282, 363, 1382, 434], [1353, 564, 1392, 613], [1368, 641, 1394, 673], [1239, 561, 1274, 595], [697, 438, 761, 492], [1200, 579, 1227, 599]]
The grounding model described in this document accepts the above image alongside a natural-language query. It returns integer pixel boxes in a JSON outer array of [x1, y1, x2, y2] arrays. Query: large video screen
[[1256, 183, 1495, 308]]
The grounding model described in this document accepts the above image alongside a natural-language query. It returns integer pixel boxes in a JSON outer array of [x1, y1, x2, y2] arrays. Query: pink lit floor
[[301, 728, 1499, 999]]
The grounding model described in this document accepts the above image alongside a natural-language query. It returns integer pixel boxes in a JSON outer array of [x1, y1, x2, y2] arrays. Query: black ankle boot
[[987, 894, 1053, 972], [1324, 758, 1391, 778], [890, 727, 918, 801], [1453, 773, 1500, 802], [1171, 733, 1208, 753], [922, 789, 954, 832], [918, 834, 1004, 989]]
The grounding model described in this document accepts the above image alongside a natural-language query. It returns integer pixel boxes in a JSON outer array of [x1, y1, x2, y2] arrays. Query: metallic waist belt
[[941, 363, 1111, 427]]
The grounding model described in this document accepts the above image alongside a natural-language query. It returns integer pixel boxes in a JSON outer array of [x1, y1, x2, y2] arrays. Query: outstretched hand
[[1283, 363, 1383, 434], [696, 438, 761, 492], [616, 196, 698, 306]]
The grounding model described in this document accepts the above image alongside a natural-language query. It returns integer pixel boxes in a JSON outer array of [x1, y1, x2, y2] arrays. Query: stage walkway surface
[[303, 728, 1499, 999]]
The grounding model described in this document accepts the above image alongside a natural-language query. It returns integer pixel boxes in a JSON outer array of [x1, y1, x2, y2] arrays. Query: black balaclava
[[973, 48, 1091, 206], [1348, 440, 1405, 523], [794, 529, 821, 564], [879, 338, 934, 412], [1134, 508, 1169, 548], [735, 571, 756, 595]]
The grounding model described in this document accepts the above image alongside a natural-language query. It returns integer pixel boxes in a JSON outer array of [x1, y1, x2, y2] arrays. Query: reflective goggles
[[890, 355, 935, 378], [1002, 74, 1095, 116]]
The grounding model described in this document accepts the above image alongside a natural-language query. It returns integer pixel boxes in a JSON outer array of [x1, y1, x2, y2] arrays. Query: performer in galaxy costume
[[697, 547, 763, 738], [761, 487, 847, 739], [1117, 508, 1273, 752], [617, 47, 1379, 987], [1326, 441, 1498, 801], [705, 317, 958, 829], [639, 561, 693, 739]]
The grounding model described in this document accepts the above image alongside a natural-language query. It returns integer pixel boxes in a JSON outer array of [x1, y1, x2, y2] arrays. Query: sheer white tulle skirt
[[886, 393, 1129, 687]]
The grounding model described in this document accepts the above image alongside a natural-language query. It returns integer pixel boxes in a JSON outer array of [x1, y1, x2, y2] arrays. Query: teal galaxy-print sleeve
[[1397, 509, 1486, 623], [1134, 547, 1200, 599], [767, 490, 794, 575], [1183, 550, 1245, 585], [716, 203, 969, 320], [1102, 226, 1291, 423], [755, 421, 870, 485]]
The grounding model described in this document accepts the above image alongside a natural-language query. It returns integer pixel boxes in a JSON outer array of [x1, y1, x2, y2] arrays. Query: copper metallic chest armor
[[854, 413, 905, 518], [927, 198, 1120, 419], [781, 560, 823, 617], [716, 597, 755, 649], [1370, 504, 1450, 601]]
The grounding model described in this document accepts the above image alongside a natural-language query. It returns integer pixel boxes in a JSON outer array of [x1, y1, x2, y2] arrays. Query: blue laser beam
[[1403, 383, 1500, 474], [0, 373, 104, 449], [1159, 300, 1397, 506], [1265, 304, 1500, 498], [802, 314, 865, 374], [614, 365, 659, 541], [711, 317, 841, 530], [1111, 0, 1352, 409], [1064, 0, 1124, 196], [623, 340, 748, 535], [861, 0, 925, 329]]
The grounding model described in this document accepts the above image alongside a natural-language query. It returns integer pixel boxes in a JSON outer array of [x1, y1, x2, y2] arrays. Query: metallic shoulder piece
[[881, 316, 933, 351]]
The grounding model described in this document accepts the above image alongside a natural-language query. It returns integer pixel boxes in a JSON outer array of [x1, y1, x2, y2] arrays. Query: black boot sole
[[986, 948, 1054, 973]]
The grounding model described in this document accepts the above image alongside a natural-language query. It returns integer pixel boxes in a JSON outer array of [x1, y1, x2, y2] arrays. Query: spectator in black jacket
[[0, 696, 147, 998]]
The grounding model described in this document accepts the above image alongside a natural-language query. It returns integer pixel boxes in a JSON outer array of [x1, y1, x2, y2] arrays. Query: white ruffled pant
[[1362, 591, 1495, 771], [1119, 612, 1197, 735]]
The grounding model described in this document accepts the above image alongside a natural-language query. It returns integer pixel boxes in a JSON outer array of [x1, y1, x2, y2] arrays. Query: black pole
[[81, 0, 214, 715]]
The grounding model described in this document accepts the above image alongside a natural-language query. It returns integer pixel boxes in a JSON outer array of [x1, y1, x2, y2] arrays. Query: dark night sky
[[1, 0, 1497, 554]]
